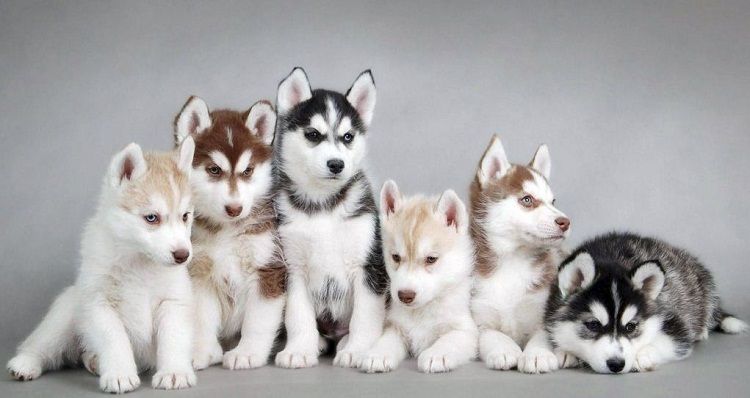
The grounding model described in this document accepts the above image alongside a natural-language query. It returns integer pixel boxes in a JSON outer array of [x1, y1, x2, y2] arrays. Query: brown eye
[[242, 166, 254, 177], [206, 165, 221, 175], [182, 212, 190, 222], [584, 320, 602, 333], [391, 254, 401, 263], [425, 256, 438, 265], [519, 195, 534, 207], [144, 214, 160, 224], [624, 322, 638, 334]]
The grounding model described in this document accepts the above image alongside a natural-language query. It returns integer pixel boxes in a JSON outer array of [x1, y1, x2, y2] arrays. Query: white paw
[[484, 349, 521, 370], [417, 350, 458, 373], [634, 346, 658, 372], [274, 349, 318, 369], [151, 369, 197, 390], [333, 349, 362, 368], [99, 372, 141, 394], [222, 349, 268, 370], [555, 350, 579, 369], [82, 351, 99, 376], [518, 349, 559, 374], [358, 352, 398, 373], [192, 342, 223, 370], [7, 354, 43, 381]]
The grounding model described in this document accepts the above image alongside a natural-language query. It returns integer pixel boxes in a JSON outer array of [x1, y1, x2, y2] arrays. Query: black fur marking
[[364, 219, 388, 295], [279, 171, 365, 214]]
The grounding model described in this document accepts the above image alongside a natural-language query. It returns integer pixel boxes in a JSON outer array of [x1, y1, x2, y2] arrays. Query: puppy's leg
[[334, 277, 386, 368], [418, 328, 478, 373], [80, 301, 140, 394], [7, 286, 79, 381], [275, 272, 319, 368], [191, 283, 223, 370], [358, 326, 407, 373], [224, 278, 285, 370], [518, 329, 559, 374], [152, 299, 196, 390], [479, 328, 522, 370], [633, 332, 685, 372]]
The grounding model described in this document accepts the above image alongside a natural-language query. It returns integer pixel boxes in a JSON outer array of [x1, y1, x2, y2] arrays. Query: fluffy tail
[[714, 309, 748, 334]]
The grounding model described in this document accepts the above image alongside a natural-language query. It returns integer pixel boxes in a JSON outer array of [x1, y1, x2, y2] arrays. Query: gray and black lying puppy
[[545, 232, 746, 373]]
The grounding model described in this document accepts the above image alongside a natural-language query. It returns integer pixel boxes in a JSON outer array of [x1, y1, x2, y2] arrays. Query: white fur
[[175, 97, 211, 143], [477, 135, 512, 188], [558, 252, 596, 298], [359, 186, 477, 373], [631, 261, 665, 301], [721, 317, 749, 334], [277, 68, 312, 114], [345, 71, 376, 126], [7, 143, 197, 392]]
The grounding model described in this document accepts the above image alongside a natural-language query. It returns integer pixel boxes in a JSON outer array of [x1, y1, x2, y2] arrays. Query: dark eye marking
[[391, 254, 401, 263], [584, 319, 603, 333], [425, 256, 438, 265], [241, 165, 254, 177], [144, 214, 160, 225], [341, 131, 355, 144], [206, 164, 222, 176], [304, 129, 326, 143]]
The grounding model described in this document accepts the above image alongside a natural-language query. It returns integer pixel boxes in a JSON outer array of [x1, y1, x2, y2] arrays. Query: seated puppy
[[358, 181, 477, 373], [7, 139, 197, 393], [546, 232, 747, 373]]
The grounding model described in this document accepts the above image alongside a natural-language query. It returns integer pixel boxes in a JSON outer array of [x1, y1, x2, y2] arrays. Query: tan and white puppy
[[358, 181, 477, 373], [173, 97, 285, 371], [470, 135, 573, 374], [7, 140, 197, 393]]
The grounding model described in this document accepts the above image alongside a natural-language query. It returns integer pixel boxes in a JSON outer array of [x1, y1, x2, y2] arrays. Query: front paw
[[275, 349, 318, 369], [99, 372, 141, 394], [555, 350, 579, 369], [518, 349, 559, 374], [7, 354, 43, 381], [634, 345, 659, 372], [358, 352, 398, 373], [223, 349, 268, 370], [333, 349, 362, 368], [417, 350, 458, 373], [82, 351, 99, 376], [192, 342, 223, 370], [152, 369, 196, 390]]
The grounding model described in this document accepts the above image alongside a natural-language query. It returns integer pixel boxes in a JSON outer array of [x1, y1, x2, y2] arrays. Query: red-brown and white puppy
[[174, 97, 285, 371]]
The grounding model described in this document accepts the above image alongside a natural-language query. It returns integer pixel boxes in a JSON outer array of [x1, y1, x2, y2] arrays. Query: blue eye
[[144, 214, 160, 224], [342, 132, 354, 143]]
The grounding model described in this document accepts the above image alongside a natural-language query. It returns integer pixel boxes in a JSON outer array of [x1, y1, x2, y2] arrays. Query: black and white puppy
[[272, 68, 387, 368], [546, 232, 747, 373]]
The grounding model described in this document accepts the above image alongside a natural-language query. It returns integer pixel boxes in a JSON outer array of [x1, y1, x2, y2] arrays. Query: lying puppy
[[358, 181, 477, 373], [7, 139, 197, 393], [546, 232, 748, 373]]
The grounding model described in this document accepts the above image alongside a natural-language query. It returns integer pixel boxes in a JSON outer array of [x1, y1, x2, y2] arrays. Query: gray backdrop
[[1, 1, 748, 397]]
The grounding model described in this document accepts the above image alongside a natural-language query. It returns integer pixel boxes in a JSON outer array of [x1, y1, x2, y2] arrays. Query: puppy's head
[[380, 180, 473, 308], [548, 251, 666, 374], [104, 138, 195, 266], [470, 135, 570, 248], [174, 97, 276, 223], [274, 68, 376, 198]]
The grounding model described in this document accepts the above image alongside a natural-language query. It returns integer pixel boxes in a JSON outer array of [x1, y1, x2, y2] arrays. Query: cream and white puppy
[[358, 181, 477, 373], [7, 140, 197, 393]]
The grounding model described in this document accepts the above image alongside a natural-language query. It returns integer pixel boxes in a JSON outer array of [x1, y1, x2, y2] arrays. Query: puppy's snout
[[555, 217, 570, 232], [225, 205, 243, 218], [397, 290, 416, 304], [327, 159, 345, 174], [606, 357, 625, 373], [172, 249, 190, 264]]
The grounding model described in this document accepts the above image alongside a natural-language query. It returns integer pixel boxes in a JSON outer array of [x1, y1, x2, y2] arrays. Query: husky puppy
[[273, 68, 387, 368], [173, 97, 285, 370], [546, 232, 747, 374], [7, 140, 197, 392], [470, 135, 572, 373], [358, 181, 477, 373]]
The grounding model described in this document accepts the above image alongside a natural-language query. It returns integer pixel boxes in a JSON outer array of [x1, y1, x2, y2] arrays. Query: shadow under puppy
[[358, 181, 477, 373], [7, 139, 197, 393]]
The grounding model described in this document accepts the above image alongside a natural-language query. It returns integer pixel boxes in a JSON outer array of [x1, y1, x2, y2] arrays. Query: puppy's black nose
[[397, 290, 416, 304], [225, 205, 243, 217], [327, 159, 345, 174], [606, 358, 625, 373], [555, 217, 570, 232], [172, 249, 190, 264]]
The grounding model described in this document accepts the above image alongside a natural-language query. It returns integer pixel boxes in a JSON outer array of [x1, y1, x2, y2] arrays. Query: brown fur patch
[[530, 250, 558, 291], [119, 152, 189, 212], [383, 197, 456, 266]]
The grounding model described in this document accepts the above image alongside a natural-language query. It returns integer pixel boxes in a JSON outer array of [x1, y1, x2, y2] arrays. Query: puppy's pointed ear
[[277, 67, 312, 114], [558, 252, 596, 298], [177, 136, 195, 177], [380, 180, 401, 218], [109, 143, 147, 187], [436, 189, 468, 234], [630, 261, 665, 301], [529, 144, 551, 180], [477, 135, 511, 188], [245, 100, 277, 146], [346, 70, 376, 127], [174, 96, 211, 145]]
